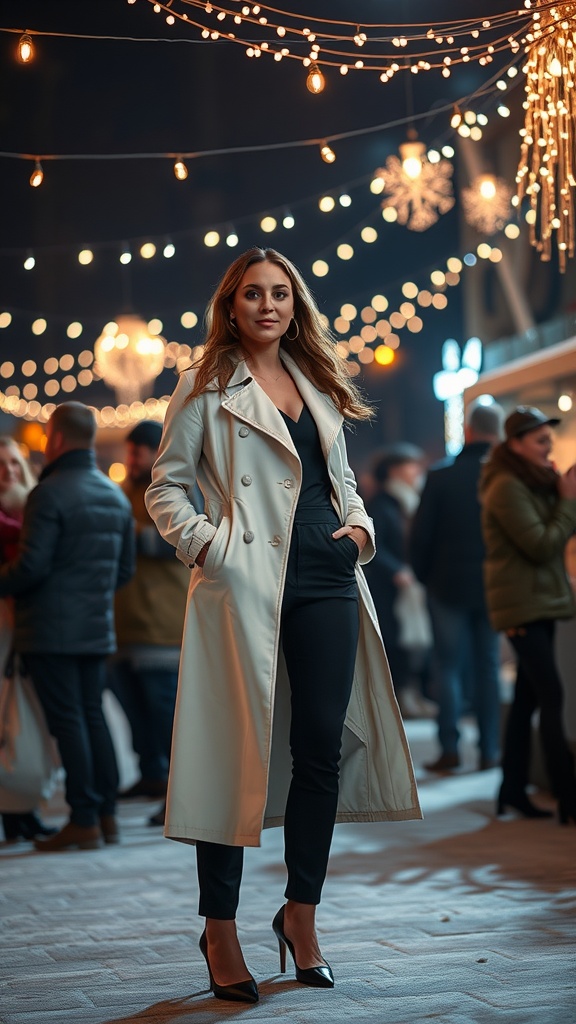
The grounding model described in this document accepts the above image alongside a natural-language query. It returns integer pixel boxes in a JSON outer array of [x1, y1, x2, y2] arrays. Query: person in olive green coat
[[480, 406, 576, 824]]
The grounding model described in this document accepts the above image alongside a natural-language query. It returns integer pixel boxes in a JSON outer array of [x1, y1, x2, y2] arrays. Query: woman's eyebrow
[[241, 281, 290, 290]]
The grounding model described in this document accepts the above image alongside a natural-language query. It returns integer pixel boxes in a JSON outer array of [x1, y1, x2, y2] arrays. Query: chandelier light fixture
[[94, 315, 166, 405], [462, 173, 513, 235], [374, 133, 455, 231], [515, 0, 576, 271]]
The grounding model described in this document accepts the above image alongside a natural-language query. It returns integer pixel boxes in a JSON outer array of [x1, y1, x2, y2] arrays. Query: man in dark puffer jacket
[[0, 402, 135, 851]]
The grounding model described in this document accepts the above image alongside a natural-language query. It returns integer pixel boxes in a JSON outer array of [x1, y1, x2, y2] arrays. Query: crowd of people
[[0, 247, 575, 1004]]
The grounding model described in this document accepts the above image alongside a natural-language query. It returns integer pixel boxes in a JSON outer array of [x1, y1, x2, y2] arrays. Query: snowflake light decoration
[[374, 140, 455, 231], [462, 174, 512, 235]]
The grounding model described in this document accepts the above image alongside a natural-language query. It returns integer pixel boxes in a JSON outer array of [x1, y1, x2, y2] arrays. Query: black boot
[[496, 786, 552, 819], [2, 812, 58, 842]]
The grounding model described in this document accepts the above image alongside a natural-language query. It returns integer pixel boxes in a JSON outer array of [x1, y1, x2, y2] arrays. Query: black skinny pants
[[196, 508, 359, 919], [503, 619, 576, 801]]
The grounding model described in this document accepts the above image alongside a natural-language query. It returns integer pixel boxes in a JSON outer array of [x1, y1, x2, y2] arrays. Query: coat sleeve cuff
[[177, 521, 218, 568], [346, 512, 375, 565]]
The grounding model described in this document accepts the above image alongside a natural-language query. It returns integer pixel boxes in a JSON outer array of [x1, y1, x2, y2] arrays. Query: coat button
[[243, 531, 254, 543], [241, 474, 252, 486], [238, 426, 250, 437], [269, 535, 281, 547], [283, 478, 293, 488]]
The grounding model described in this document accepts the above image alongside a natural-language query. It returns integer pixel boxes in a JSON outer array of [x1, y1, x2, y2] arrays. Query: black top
[[280, 404, 333, 509]]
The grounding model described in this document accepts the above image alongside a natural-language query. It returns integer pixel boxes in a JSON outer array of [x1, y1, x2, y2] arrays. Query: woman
[[0, 436, 56, 842], [480, 406, 576, 824], [146, 247, 420, 1003]]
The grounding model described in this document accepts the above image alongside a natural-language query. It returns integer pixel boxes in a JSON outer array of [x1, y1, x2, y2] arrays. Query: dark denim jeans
[[108, 661, 177, 781], [26, 653, 118, 827], [427, 594, 501, 762]]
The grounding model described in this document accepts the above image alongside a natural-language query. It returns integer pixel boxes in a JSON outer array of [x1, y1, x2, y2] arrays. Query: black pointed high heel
[[272, 905, 334, 988], [496, 786, 553, 819], [198, 930, 259, 1003]]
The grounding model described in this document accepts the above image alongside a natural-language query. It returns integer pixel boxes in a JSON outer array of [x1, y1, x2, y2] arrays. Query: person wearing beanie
[[480, 406, 576, 823], [110, 420, 190, 826]]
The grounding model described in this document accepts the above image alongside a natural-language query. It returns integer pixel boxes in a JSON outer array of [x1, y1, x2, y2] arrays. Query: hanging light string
[[136, 0, 542, 76], [0, 51, 520, 191], [514, 0, 576, 271], [2, 4, 542, 78]]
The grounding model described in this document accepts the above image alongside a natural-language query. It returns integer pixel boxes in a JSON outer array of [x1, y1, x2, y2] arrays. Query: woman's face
[[0, 446, 24, 493], [230, 261, 294, 350], [509, 425, 554, 468]]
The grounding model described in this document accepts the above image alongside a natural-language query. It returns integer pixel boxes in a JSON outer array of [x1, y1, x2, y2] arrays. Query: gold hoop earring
[[285, 318, 299, 342], [229, 315, 239, 338]]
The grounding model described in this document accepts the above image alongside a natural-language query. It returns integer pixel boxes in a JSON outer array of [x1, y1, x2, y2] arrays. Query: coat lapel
[[220, 359, 297, 456], [220, 352, 344, 462]]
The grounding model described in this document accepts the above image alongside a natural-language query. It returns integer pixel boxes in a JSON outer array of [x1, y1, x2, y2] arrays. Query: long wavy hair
[[186, 247, 374, 420]]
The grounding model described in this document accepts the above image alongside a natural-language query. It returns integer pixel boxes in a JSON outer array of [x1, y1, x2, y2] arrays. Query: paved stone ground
[[1, 712, 575, 1024]]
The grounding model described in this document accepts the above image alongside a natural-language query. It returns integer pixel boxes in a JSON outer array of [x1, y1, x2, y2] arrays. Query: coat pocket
[[201, 517, 229, 581]]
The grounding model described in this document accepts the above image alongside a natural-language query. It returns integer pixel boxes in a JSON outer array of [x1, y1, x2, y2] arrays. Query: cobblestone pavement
[[1, 713, 575, 1024]]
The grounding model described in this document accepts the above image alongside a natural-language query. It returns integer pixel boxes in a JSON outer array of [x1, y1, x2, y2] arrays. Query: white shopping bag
[[0, 656, 61, 813]]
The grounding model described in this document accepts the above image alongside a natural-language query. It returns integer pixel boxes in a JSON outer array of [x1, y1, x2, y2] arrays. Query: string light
[[173, 159, 188, 180], [306, 62, 325, 93], [516, 0, 576, 271], [17, 32, 34, 63], [29, 161, 43, 188], [320, 143, 336, 164], [123, 3, 530, 82]]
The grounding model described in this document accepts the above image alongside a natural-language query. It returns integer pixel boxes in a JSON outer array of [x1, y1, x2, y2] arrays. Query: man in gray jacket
[[0, 403, 135, 851]]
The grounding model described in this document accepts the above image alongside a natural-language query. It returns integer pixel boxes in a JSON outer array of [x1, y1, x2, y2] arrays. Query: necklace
[[251, 367, 285, 384]]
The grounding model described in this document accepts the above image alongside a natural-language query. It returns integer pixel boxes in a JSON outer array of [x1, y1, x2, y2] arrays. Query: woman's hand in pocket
[[195, 541, 211, 568], [332, 524, 368, 554]]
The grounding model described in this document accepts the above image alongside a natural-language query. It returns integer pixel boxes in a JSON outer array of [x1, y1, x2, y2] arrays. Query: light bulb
[[173, 159, 188, 181], [402, 156, 423, 179], [450, 106, 462, 129], [548, 56, 562, 77], [399, 138, 426, 180], [18, 32, 34, 63], [320, 144, 336, 164], [306, 63, 325, 94], [29, 161, 43, 187], [479, 176, 497, 200]]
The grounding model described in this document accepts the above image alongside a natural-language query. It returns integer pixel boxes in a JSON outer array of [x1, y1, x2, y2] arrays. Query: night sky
[[0, 0, 527, 466]]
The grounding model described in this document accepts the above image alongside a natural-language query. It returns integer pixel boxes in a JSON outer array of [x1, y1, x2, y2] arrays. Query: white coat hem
[[164, 805, 423, 848]]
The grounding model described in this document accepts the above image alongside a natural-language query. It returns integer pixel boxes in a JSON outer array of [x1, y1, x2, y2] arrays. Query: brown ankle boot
[[100, 815, 120, 844], [33, 821, 103, 852]]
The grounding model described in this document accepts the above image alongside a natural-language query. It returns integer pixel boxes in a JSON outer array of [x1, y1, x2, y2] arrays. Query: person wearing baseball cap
[[480, 405, 576, 824], [504, 405, 560, 440]]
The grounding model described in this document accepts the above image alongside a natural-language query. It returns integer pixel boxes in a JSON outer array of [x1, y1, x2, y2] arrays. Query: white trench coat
[[145, 352, 422, 846]]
